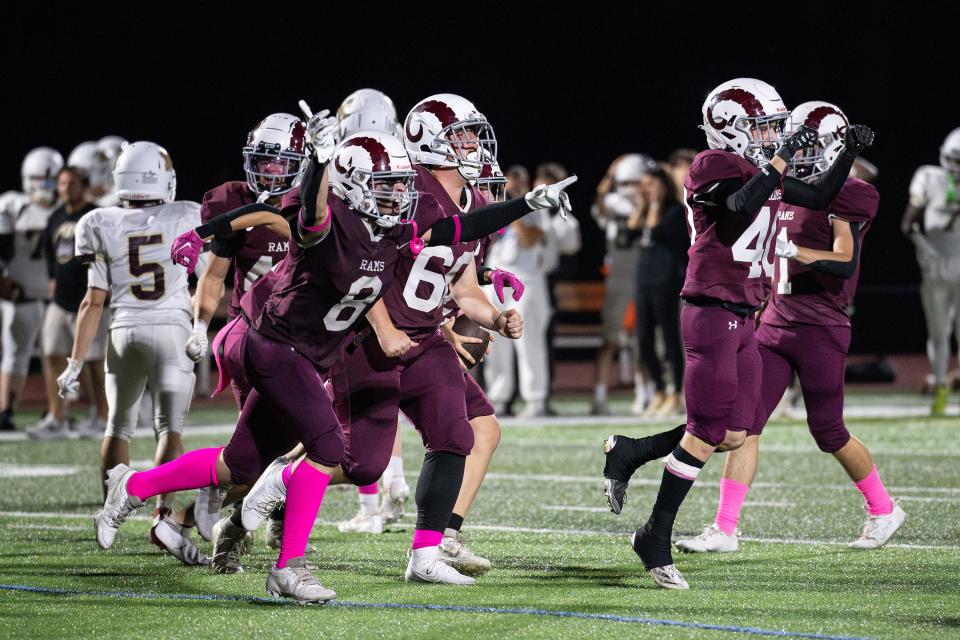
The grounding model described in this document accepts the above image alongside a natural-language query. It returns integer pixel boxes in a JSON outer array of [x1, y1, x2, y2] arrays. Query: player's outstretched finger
[[556, 175, 578, 190]]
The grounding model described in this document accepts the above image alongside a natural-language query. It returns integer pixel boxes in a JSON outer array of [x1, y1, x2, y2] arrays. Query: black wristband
[[477, 266, 493, 285]]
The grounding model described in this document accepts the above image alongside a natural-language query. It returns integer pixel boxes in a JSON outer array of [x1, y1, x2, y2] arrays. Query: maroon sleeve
[[280, 186, 302, 219], [828, 178, 879, 225], [684, 150, 755, 196]]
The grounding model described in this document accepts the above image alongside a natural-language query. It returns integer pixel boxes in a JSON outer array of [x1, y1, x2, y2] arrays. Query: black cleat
[[602, 435, 641, 514]]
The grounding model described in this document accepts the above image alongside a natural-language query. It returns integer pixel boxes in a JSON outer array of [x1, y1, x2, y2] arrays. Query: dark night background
[[4, 4, 957, 354]]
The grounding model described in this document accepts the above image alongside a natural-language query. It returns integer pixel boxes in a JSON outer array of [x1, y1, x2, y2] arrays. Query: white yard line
[[1, 510, 954, 551], [0, 464, 80, 478], [8, 523, 87, 532]]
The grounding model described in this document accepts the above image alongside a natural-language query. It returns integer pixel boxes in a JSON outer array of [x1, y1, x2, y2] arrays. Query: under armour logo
[[728, 321, 738, 330]]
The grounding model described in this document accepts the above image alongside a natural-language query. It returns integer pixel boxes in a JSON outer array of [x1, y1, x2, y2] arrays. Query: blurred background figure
[[67, 142, 114, 206], [667, 148, 696, 197], [28, 167, 108, 439], [628, 161, 688, 417], [902, 127, 960, 416], [0, 147, 64, 431], [484, 164, 554, 417], [590, 153, 656, 415], [95, 136, 128, 207]]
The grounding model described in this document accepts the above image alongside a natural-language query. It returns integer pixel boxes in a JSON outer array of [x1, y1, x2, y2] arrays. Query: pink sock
[[276, 463, 331, 569], [411, 529, 443, 550], [281, 464, 293, 487], [126, 447, 222, 501], [854, 466, 894, 516], [714, 478, 750, 536], [358, 483, 378, 495]]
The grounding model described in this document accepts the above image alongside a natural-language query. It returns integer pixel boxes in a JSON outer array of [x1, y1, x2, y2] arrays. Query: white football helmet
[[114, 141, 176, 203], [477, 159, 507, 203], [97, 136, 128, 167], [403, 93, 497, 181], [330, 131, 419, 227], [243, 113, 307, 196], [67, 141, 112, 188], [701, 78, 790, 166], [787, 102, 849, 181], [21, 147, 64, 201], [615, 154, 656, 188], [337, 89, 401, 138], [940, 128, 960, 177]]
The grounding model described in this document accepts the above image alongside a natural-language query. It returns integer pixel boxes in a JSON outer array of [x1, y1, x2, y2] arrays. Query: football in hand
[[452, 315, 491, 370]]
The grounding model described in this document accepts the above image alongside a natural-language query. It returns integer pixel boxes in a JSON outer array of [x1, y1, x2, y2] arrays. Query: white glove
[[57, 358, 83, 399], [305, 109, 340, 164], [776, 237, 798, 259], [185, 319, 209, 364], [525, 175, 578, 220]]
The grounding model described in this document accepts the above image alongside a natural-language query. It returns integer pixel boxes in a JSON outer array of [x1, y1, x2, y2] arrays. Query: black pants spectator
[[635, 277, 684, 393]]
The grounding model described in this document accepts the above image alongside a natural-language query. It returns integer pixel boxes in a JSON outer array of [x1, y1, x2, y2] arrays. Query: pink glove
[[171, 229, 204, 274], [490, 269, 525, 303]]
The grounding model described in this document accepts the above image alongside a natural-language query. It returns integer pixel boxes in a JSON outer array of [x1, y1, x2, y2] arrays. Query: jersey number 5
[[128, 235, 166, 301]]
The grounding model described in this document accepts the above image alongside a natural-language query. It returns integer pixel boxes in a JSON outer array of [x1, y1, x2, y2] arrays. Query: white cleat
[[650, 564, 689, 590], [405, 546, 476, 585], [337, 511, 384, 534], [151, 515, 211, 566], [195, 485, 229, 542], [93, 464, 143, 549], [266, 556, 336, 604], [241, 458, 288, 532], [439, 532, 492, 575], [676, 523, 739, 553], [73, 416, 106, 441], [380, 477, 410, 525], [849, 503, 907, 549], [211, 515, 253, 574], [27, 414, 70, 441]]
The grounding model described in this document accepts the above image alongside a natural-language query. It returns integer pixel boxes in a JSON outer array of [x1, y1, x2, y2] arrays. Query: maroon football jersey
[[200, 181, 290, 319], [253, 191, 409, 370], [382, 165, 487, 339], [762, 177, 879, 328], [680, 150, 783, 308]]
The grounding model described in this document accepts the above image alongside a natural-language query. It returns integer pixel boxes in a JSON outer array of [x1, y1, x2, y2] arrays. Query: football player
[[901, 127, 960, 415], [0, 147, 63, 431], [59, 141, 209, 565], [179, 112, 308, 544], [601, 78, 872, 589], [676, 101, 904, 554], [95, 126, 572, 601]]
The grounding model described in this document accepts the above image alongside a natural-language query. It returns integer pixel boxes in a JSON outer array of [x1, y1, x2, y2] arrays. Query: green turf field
[[0, 402, 958, 639]]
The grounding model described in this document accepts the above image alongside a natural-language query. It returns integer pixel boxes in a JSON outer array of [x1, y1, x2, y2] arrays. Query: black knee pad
[[414, 450, 466, 532]]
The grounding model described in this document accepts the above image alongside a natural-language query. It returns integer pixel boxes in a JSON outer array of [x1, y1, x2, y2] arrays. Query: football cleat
[[649, 564, 689, 590], [602, 435, 635, 514], [241, 458, 288, 532], [74, 416, 106, 441], [211, 515, 252, 574], [195, 485, 229, 542], [94, 464, 143, 549], [26, 414, 69, 441], [379, 477, 410, 525], [337, 511, 384, 534], [439, 532, 491, 575], [849, 503, 906, 549], [151, 515, 211, 566], [405, 546, 476, 585], [676, 523, 739, 553], [266, 556, 336, 604]]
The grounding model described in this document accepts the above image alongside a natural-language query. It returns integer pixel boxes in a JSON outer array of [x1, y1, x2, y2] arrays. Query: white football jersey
[[75, 201, 201, 330], [909, 165, 960, 234], [0, 193, 58, 300]]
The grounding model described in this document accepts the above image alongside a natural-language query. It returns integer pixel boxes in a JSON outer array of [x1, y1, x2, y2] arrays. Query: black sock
[[447, 512, 464, 532], [638, 424, 687, 461], [636, 445, 705, 568], [269, 504, 284, 521], [414, 451, 465, 532], [229, 508, 244, 530]]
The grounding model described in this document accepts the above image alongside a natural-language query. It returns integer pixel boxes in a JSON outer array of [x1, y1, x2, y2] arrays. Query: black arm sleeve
[[782, 151, 856, 210], [427, 197, 532, 246], [722, 164, 783, 214], [298, 158, 325, 228], [195, 203, 281, 239], [806, 221, 861, 279]]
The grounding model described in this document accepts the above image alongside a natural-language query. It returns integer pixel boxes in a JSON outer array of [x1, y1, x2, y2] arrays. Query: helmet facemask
[[790, 128, 846, 182], [339, 167, 419, 228], [243, 145, 304, 196], [433, 119, 497, 181], [738, 113, 789, 166]]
